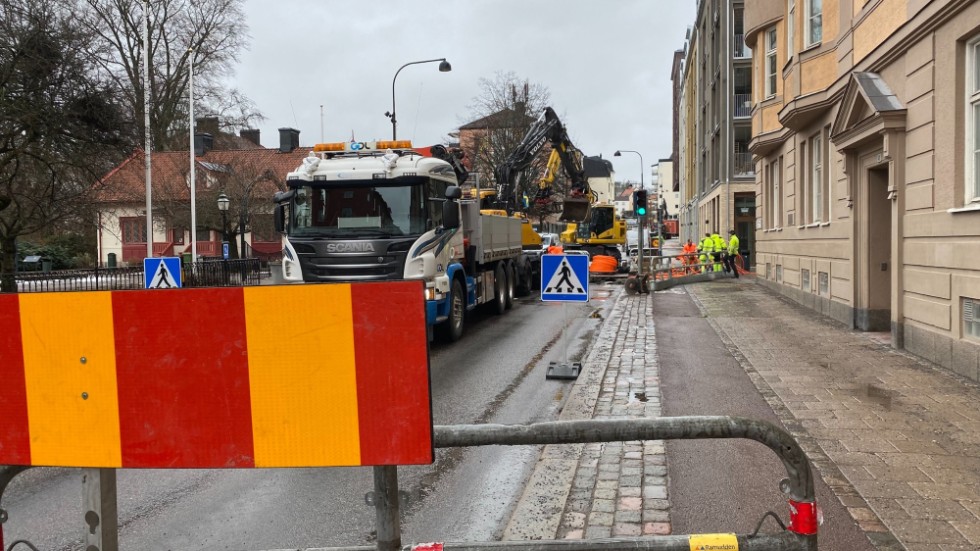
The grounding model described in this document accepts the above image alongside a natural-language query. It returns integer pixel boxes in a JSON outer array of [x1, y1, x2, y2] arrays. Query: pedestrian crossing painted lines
[[0, 281, 432, 468]]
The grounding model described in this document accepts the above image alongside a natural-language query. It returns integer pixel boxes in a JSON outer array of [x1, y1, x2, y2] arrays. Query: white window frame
[[968, 35, 980, 204], [765, 27, 778, 98], [787, 0, 795, 60], [775, 155, 783, 228], [811, 133, 822, 222], [804, 0, 822, 48], [764, 157, 782, 230], [806, 130, 829, 224]]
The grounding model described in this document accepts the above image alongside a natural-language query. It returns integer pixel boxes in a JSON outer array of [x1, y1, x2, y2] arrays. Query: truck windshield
[[288, 178, 430, 238]]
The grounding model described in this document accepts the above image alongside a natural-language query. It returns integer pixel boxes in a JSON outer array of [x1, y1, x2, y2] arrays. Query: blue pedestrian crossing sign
[[144, 257, 182, 289], [541, 254, 589, 303]]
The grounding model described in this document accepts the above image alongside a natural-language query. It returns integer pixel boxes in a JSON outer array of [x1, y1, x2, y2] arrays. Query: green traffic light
[[636, 207, 647, 216]]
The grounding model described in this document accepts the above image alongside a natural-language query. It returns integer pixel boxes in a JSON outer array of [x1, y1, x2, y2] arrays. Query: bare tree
[[81, 0, 261, 151], [143, 152, 281, 258], [461, 71, 570, 216], [0, 0, 129, 288]]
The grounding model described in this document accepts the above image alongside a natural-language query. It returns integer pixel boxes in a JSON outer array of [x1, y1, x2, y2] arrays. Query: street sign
[[144, 257, 182, 289], [541, 254, 589, 302], [222, 241, 230, 259]]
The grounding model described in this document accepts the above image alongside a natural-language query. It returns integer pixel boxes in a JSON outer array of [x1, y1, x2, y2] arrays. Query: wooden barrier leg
[[373, 466, 401, 551], [83, 468, 118, 551]]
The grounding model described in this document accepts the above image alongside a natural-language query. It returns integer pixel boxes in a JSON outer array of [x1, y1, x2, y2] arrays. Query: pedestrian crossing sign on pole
[[541, 254, 589, 303], [144, 257, 182, 289]]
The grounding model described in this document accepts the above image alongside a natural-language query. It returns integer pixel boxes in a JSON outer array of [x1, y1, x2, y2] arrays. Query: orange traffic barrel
[[589, 255, 618, 273]]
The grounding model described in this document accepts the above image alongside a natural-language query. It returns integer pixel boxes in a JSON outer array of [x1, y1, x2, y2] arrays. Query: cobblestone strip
[[502, 288, 622, 540], [689, 282, 980, 551], [555, 291, 671, 540]]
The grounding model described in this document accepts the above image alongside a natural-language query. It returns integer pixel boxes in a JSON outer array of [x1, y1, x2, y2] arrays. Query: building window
[[805, 0, 822, 47], [802, 268, 811, 292], [120, 217, 147, 243], [786, 0, 795, 60], [965, 298, 980, 340], [804, 130, 829, 224], [819, 272, 829, 297], [968, 35, 980, 203], [765, 27, 778, 98], [764, 157, 782, 229]]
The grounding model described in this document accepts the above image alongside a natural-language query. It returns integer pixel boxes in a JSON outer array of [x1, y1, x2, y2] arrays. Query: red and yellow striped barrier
[[0, 281, 432, 468]]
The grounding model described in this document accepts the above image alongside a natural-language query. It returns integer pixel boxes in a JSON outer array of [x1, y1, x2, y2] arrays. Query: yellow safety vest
[[728, 235, 740, 255], [701, 237, 714, 253], [712, 234, 725, 251]]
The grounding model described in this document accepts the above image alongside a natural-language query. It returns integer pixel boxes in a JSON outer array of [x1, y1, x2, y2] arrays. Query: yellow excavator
[[558, 156, 626, 263], [487, 107, 626, 263], [480, 107, 626, 263]]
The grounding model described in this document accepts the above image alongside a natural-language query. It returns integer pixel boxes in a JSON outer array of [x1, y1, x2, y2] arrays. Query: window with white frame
[[765, 27, 778, 98], [805, 130, 829, 224], [968, 35, 980, 203], [805, 0, 822, 47], [764, 157, 782, 229], [787, 0, 795, 60]]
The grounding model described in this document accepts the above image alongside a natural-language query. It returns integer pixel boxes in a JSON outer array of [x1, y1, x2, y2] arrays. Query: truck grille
[[302, 252, 406, 282]]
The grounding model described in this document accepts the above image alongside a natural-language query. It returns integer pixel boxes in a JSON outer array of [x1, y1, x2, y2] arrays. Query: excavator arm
[[493, 107, 592, 222]]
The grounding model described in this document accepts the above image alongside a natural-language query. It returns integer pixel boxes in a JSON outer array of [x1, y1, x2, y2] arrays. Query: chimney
[[196, 116, 220, 135], [278, 127, 300, 153], [194, 132, 213, 156], [240, 128, 261, 146]]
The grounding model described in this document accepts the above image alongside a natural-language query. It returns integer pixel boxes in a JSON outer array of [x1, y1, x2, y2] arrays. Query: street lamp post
[[385, 58, 452, 140], [614, 150, 645, 274], [217, 192, 230, 283]]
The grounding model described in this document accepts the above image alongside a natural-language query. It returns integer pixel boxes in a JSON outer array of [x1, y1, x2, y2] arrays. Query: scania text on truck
[[273, 140, 529, 342]]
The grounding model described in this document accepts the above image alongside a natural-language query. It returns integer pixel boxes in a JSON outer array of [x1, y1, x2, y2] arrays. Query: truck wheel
[[436, 278, 465, 342], [516, 260, 532, 296], [492, 264, 507, 315], [505, 262, 516, 309]]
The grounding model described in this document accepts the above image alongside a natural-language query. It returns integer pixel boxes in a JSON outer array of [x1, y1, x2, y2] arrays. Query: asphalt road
[[1, 293, 608, 551]]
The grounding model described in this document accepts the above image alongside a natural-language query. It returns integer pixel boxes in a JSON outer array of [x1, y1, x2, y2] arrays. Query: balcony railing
[[733, 94, 752, 118], [734, 152, 755, 177], [734, 34, 750, 58]]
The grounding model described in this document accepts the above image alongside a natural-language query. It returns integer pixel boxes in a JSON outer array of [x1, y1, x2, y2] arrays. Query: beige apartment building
[[677, 0, 757, 262], [744, 0, 980, 381]]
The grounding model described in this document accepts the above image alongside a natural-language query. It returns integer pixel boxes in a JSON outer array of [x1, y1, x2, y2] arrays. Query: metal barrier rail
[[0, 417, 818, 551], [0, 259, 264, 293], [628, 253, 743, 293]]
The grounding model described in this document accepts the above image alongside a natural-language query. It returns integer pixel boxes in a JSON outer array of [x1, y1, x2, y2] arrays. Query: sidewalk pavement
[[503, 274, 980, 551]]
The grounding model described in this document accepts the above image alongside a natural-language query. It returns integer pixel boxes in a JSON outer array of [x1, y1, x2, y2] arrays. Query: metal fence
[[0, 258, 264, 293], [0, 417, 818, 551]]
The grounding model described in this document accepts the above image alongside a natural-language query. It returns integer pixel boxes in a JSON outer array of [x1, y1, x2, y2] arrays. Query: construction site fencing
[[0, 416, 818, 551], [0, 258, 264, 293], [629, 252, 750, 292]]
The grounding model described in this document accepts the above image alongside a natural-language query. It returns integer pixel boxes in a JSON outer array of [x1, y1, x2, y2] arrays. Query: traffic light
[[634, 189, 648, 216]]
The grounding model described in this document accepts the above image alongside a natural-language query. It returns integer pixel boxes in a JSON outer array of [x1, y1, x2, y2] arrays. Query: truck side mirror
[[274, 203, 286, 233], [442, 186, 461, 229], [273, 189, 296, 233], [442, 201, 460, 229]]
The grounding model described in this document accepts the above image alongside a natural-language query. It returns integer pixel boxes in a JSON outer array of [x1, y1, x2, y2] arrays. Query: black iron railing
[[0, 259, 264, 293]]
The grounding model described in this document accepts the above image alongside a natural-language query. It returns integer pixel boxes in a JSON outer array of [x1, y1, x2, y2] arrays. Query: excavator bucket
[[560, 195, 591, 222]]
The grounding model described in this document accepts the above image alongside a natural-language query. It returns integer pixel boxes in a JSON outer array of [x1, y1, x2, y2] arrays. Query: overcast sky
[[235, 1, 696, 187]]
